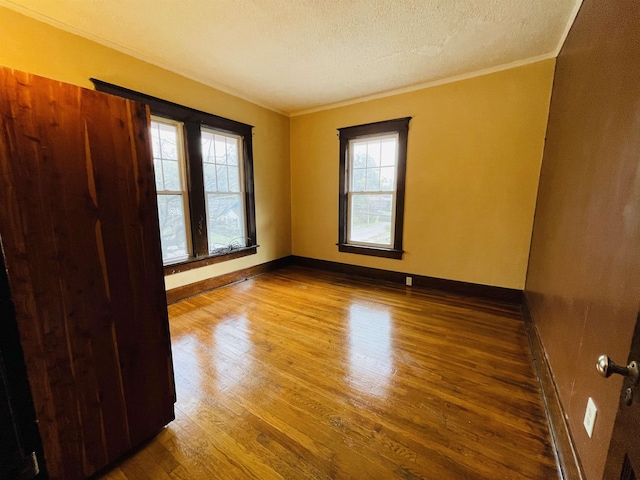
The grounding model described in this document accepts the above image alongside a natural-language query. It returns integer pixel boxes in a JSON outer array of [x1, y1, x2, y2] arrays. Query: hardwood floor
[[96, 266, 557, 480]]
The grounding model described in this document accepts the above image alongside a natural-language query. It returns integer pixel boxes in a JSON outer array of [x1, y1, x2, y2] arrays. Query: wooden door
[[604, 312, 640, 480], [0, 68, 175, 480]]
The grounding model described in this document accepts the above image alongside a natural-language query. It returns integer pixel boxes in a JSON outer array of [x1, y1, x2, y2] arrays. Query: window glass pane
[[352, 168, 366, 192], [202, 130, 243, 195], [380, 166, 395, 191], [151, 124, 162, 160], [159, 124, 178, 160], [202, 135, 214, 162], [228, 165, 240, 192], [350, 194, 393, 246], [151, 122, 166, 191], [151, 120, 185, 193], [226, 138, 239, 166], [201, 129, 242, 193], [203, 163, 216, 191], [353, 142, 367, 168], [216, 165, 229, 192], [163, 160, 180, 191], [215, 135, 227, 163], [153, 158, 164, 191], [380, 138, 396, 166], [366, 140, 381, 167], [207, 193, 246, 251], [157, 194, 189, 261], [365, 168, 380, 191]]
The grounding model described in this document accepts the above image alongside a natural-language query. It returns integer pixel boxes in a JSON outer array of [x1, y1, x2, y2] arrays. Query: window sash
[[349, 133, 399, 192], [205, 192, 246, 252], [347, 134, 399, 248], [151, 117, 191, 263], [347, 192, 397, 248], [201, 128, 247, 252]]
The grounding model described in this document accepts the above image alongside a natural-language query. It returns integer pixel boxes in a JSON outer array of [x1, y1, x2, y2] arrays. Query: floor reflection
[[171, 335, 205, 387], [347, 303, 394, 398], [213, 315, 253, 391]]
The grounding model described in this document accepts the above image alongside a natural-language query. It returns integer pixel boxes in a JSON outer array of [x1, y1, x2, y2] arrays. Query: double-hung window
[[201, 128, 247, 253], [150, 118, 190, 262], [338, 117, 411, 259], [92, 79, 257, 273]]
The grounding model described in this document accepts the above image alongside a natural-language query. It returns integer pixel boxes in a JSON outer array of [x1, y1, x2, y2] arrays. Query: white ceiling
[[1, 0, 582, 115]]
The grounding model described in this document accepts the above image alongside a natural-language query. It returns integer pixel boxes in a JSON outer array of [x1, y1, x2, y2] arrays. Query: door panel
[[0, 68, 175, 480], [604, 312, 640, 480]]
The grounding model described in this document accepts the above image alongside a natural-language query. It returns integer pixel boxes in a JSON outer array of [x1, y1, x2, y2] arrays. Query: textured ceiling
[[1, 0, 581, 115]]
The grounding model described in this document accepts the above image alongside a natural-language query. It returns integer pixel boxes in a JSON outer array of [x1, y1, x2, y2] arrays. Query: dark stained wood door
[[0, 68, 175, 480], [604, 312, 640, 480]]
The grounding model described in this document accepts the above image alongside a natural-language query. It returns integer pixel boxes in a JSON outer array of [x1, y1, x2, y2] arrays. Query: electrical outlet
[[405, 276, 412, 286], [583, 397, 597, 438]]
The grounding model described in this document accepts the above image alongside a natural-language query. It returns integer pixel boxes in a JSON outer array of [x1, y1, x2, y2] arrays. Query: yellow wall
[[0, 6, 292, 291], [290, 59, 555, 289], [1, 6, 555, 291]]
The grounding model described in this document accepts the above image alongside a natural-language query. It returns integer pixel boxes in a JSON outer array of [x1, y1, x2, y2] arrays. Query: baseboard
[[522, 295, 586, 480], [166, 254, 523, 306], [165, 256, 293, 304], [290, 256, 523, 304]]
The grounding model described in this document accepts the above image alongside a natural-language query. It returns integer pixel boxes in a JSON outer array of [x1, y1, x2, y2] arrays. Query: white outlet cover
[[583, 397, 597, 438]]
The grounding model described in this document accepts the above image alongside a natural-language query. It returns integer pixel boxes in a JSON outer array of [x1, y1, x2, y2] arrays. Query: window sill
[[337, 244, 403, 259], [163, 245, 258, 275]]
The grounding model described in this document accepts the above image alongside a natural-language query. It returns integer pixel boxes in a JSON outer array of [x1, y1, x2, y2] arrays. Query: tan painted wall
[[1, 6, 555, 292], [290, 59, 555, 289], [0, 6, 291, 290]]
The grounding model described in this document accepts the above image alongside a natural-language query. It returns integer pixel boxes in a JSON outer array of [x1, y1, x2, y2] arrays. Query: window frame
[[338, 117, 411, 259], [150, 117, 192, 263], [91, 79, 257, 273], [200, 126, 248, 253]]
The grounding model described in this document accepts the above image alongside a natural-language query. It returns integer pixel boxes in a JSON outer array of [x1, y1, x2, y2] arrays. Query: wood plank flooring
[[96, 266, 558, 480]]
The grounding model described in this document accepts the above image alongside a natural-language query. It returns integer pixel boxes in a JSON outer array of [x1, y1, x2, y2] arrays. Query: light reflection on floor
[[213, 315, 253, 391], [347, 303, 394, 399]]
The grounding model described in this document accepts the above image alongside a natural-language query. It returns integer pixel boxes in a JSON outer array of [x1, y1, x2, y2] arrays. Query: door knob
[[596, 355, 639, 385]]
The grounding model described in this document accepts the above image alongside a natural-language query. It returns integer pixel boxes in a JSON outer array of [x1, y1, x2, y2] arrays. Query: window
[[150, 118, 190, 262], [200, 128, 247, 253], [338, 117, 410, 259], [92, 79, 257, 272]]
